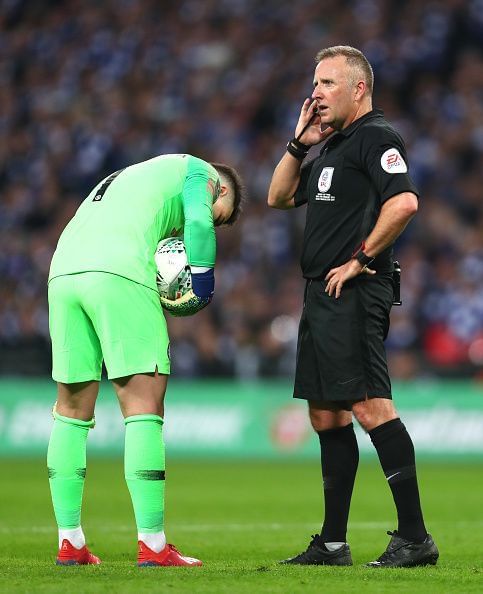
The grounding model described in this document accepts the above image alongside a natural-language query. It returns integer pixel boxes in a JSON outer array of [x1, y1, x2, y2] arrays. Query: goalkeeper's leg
[[114, 372, 202, 566], [47, 381, 101, 565], [124, 414, 167, 549]]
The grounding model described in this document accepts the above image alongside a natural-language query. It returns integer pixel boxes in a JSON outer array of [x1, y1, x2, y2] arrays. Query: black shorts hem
[[366, 391, 392, 399], [293, 391, 393, 412], [293, 392, 392, 401]]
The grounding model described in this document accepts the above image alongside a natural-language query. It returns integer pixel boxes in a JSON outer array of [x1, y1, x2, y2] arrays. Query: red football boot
[[56, 539, 101, 565], [137, 541, 202, 567]]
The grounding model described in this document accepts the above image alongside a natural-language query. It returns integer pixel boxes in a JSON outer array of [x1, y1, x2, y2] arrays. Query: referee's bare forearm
[[267, 153, 301, 210], [363, 192, 418, 257]]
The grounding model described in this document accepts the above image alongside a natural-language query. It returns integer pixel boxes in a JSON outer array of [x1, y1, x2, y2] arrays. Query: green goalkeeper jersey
[[49, 154, 220, 291]]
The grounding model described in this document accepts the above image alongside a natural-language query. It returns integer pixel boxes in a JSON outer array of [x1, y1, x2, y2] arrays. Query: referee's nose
[[311, 86, 322, 103]]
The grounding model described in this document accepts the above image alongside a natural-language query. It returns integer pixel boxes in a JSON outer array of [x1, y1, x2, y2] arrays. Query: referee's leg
[[353, 396, 427, 540], [309, 403, 359, 548]]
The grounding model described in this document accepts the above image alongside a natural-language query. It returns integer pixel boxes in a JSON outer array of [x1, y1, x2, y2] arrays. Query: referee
[[268, 45, 438, 568]]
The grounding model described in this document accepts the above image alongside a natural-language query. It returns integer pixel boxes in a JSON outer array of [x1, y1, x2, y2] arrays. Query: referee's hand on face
[[295, 99, 335, 146], [324, 259, 376, 298]]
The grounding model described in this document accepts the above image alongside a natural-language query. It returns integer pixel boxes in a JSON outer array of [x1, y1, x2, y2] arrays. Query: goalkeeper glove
[[160, 290, 211, 317], [160, 267, 214, 317]]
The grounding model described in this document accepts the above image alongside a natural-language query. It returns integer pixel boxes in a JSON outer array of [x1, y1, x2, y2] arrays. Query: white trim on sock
[[138, 531, 166, 553], [325, 541, 346, 551], [59, 527, 85, 549]]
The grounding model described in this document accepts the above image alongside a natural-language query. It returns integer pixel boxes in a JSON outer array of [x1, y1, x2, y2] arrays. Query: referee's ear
[[353, 79, 369, 102]]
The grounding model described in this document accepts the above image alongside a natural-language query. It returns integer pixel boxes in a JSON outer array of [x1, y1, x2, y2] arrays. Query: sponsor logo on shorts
[[380, 148, 408, 173]]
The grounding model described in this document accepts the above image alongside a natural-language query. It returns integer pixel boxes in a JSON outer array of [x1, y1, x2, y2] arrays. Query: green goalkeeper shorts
[[48, 272, 170, 383]]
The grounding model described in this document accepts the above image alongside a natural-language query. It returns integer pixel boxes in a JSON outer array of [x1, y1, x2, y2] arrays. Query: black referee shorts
[[293, 273, 394, 409]]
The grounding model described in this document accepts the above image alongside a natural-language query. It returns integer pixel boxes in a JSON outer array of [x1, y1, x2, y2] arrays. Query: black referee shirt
[[294, 109, 419, 279]]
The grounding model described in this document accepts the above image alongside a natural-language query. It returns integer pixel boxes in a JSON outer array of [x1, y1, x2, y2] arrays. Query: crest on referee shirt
[[318, 167, 334, 192]]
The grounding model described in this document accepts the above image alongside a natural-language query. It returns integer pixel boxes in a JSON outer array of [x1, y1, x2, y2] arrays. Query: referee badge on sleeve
[[381, 148, 408, 173]]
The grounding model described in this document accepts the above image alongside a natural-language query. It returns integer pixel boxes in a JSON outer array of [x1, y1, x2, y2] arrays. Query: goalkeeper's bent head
[[211, 163, 245, 226]]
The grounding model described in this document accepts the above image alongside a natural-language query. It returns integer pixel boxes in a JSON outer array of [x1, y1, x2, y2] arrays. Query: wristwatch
[[352, 243, 375, 268]]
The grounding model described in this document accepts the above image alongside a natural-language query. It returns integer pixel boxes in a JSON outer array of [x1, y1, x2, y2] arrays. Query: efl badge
[[381, 148, 408, 173], [318, 167, 334, 192]]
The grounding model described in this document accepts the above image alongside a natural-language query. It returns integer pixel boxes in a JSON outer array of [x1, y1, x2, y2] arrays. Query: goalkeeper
[[47, 154, 243, 566]]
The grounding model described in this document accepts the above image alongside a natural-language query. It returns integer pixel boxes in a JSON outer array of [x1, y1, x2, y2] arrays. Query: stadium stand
[[1, 0, 482, 379]]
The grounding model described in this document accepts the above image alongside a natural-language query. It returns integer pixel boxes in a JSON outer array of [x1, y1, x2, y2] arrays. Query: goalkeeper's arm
[[163, 157, 218, 316], [160, 267, 214, 317]]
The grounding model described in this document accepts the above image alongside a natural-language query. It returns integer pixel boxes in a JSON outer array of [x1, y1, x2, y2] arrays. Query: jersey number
[[92, 168, 125, 202]]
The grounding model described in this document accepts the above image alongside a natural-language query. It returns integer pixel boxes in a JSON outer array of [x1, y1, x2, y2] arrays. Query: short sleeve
[[361, 126, 419, 204], [293, 159, 317, 207]]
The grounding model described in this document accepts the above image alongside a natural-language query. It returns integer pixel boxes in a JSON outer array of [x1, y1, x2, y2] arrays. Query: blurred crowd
[[1, 0, 482, 380]]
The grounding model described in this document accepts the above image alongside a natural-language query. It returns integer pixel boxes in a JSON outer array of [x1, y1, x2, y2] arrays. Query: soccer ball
[[155, 237, 192, 300]]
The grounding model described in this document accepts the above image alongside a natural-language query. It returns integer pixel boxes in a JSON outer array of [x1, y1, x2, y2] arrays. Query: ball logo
[[381, 148, 408, 173], [318, 167, 334, 192]]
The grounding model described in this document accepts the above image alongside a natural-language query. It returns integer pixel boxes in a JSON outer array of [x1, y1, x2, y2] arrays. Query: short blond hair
[[315, 45, 374, 95]]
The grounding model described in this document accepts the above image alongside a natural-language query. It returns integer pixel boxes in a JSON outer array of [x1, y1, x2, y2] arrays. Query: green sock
[[47, 411, 94, 529], [124, 415, 166, 533]]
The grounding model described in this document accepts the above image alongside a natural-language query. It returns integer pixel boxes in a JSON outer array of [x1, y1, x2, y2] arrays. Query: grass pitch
[[0, 458, 482, 593]]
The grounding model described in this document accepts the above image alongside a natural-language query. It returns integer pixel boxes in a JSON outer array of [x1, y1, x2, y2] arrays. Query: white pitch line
[[1, 520, 482, 534], [0, 522, 385, 534]]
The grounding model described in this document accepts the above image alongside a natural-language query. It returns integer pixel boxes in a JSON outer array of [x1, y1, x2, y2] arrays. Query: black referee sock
[[318, 423, 359, 543], [369, 418, 427, 543]]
